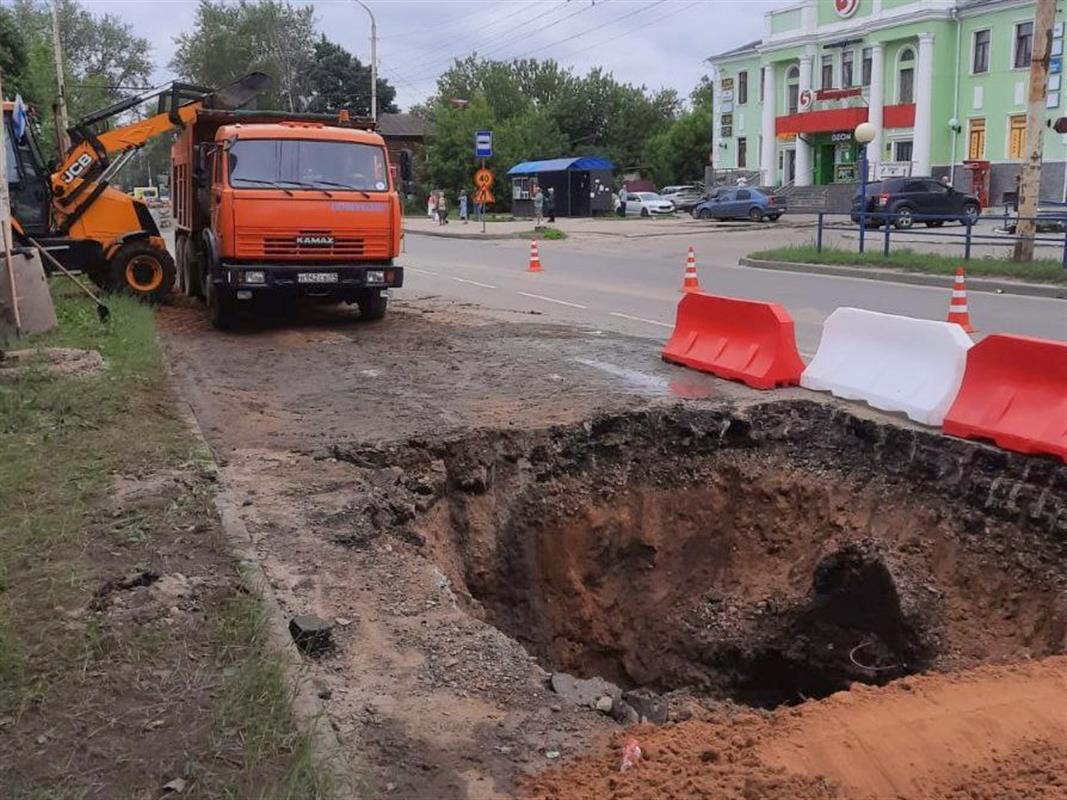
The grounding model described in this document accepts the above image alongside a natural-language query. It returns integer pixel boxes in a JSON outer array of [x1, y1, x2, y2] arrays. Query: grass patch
[[0, 283, 333, 798], [748, 244, 1067, 283], [522, 226, 568, 240]]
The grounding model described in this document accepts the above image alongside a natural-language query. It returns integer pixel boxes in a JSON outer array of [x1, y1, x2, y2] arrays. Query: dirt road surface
[[159, 294, 1066, 799]]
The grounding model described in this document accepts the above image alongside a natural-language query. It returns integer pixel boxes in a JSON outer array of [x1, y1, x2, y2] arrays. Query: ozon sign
[[835, 0, 860, 18]]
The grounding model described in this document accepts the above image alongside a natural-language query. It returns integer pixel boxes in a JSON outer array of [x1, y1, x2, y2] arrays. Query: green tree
[[306, 37, 397, 117], [0, 7, 29, 89], [641, 107, 713, 188]]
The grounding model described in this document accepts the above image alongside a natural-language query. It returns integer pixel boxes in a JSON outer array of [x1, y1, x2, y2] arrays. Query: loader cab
[[3, 106, 51, 235]]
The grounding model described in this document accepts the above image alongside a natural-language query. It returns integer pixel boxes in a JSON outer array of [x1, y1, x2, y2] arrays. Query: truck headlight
[[242, 271, 266, 284], [366, 270, 385, 284]]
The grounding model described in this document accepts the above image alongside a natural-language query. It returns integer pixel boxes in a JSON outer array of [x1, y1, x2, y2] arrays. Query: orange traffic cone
[[528, 239, 543, 273], [682, 245, 700, 293], [947, 266, 975, 333]]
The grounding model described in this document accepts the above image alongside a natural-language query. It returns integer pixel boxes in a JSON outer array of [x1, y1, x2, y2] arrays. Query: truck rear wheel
[[176, 236, 202, 298], [111, 241, 176, 302], [356, 289, 388, 321]]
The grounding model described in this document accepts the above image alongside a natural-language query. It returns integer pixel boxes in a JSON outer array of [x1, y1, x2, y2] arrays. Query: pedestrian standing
[[428, 192, 437, 220], [546, 187, 556, 223], [437, 192, 449, 225], [532, 186, 544, 227], [459, 191, 469, 224]]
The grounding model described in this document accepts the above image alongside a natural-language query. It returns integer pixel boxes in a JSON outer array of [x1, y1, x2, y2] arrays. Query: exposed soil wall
[[382, 401, 1067, 706]]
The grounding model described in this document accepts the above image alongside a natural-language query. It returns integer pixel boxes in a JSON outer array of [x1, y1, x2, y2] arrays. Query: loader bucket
[[208, 73, 271, 111]]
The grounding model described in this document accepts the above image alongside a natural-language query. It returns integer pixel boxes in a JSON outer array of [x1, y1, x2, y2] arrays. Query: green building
[[707, 0, 1067, 206]]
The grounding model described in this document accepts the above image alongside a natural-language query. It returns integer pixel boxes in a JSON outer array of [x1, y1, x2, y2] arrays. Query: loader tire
[[111, 241, 176, 302]]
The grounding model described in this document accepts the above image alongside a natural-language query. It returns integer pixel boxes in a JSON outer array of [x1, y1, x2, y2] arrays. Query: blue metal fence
[[814, 210, 1067, 268]]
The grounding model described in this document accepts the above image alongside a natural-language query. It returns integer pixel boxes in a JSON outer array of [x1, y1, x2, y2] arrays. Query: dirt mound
[[519, 657, 1067, 800]]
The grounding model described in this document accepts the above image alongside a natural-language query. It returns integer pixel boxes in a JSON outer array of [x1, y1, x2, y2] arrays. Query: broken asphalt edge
[[738, 257, 1067, 299], [161, 359, 355, 790]]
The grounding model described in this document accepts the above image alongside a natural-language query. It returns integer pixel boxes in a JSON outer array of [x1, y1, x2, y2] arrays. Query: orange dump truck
[[171, 109, 409, 328]]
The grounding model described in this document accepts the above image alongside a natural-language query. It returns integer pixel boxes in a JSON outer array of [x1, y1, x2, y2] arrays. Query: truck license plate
[[298, 272, 338, 284]]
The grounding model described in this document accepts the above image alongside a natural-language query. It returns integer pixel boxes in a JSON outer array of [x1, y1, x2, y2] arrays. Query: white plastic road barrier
[[801, 307, 974, 426]]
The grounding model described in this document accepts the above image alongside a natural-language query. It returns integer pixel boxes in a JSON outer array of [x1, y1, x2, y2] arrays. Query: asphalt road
[[399, 231, 1067, 357]]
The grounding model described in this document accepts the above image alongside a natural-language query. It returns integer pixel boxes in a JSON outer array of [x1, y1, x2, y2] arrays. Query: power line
[[474, 0, 606, 61], [563, 0, 702, 60], [509, 0, 668, 61], [395, 0, 551, 74], [377, 0, 529, 40]]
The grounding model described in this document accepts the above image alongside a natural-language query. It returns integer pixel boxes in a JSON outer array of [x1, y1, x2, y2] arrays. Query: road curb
[[163, 357, 355, 788], [406, 228, 527, 240], [738, 257, 1067, 299]]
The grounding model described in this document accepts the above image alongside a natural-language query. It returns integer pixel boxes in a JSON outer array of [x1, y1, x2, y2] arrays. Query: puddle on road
[[573, 357, 718, 399]]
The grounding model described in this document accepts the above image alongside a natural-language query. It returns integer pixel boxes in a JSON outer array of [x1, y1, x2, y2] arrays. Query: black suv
[[851, 178, 981, 229]]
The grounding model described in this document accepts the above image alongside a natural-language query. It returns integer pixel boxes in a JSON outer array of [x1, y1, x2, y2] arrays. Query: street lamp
[[353, 0, 377, 122], [854, 121, 877, 253]]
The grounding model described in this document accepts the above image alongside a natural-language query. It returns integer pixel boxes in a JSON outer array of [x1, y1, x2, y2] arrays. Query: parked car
[[619, 191, 676, 217], [659, 184, 705, 210], [998, 200, 1067, 234], [691, 187, 784, 222], [850, 178, 981, 229]]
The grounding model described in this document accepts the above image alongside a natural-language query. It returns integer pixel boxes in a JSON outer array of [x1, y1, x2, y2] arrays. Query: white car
[[620, 191, 675, 217], [659, 185, 705, 210]]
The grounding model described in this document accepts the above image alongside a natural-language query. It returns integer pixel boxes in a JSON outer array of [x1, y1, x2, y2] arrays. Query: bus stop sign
[[475, 130, 492, 158]]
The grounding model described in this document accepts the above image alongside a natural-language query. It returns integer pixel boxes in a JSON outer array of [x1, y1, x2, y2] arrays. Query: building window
[[738, 71, 748, 104], [842, 50, 855, 87], [738, 137, 748, 169], [968, 118, 986, 159], [1014, 22, 1034, 69], [972, 29, 990, 74], [898, 47, 915, 104], [1008, 114, 1027, 158], [786, 64, 800, 114], [759, 67, 765, 102], [862, 48, 872, 86], [894, 140, 914, 163], [821, 54, 834, 89]]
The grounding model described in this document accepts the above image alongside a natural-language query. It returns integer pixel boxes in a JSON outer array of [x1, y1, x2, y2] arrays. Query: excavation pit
[[347, 401, 1067, 711]]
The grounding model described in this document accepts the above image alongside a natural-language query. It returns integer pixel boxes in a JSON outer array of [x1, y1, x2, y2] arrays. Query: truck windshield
[[228, 139, 389, 192]]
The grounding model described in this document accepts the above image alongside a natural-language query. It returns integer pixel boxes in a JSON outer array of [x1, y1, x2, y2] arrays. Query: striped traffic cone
[[947, 266, 975, 333], [682, 245, 700, 293], [528, 240, 543, 273]]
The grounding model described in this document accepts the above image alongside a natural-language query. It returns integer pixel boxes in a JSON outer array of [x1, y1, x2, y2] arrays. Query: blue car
[[691, 187, 785, 222]]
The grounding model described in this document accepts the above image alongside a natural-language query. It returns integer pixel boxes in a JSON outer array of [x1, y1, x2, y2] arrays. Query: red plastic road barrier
[[943, 334, 1067, 462], [661, 292, 805, 390]]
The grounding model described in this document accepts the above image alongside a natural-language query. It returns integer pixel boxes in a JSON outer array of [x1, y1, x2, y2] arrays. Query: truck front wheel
[[356, 289, 388, 321], [205, 279, 236, 330], [111, 241, 176, 302]]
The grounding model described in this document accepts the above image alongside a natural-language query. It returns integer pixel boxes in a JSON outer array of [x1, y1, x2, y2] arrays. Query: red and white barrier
[[661, 292, 804, 390], [943, 334, 1067, 462], [800, 308, 973, 426]]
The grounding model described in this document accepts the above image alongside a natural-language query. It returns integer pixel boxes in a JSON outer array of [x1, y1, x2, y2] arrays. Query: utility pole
[[50, 0, 71, 156], [0, 65, 20, 335], [1013, 0, 1056, 262], [354, 0, 378, 122]]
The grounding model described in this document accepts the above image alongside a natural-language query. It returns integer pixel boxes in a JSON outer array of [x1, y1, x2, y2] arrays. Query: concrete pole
[[50, 0, 71, 156], [1014, 0, 1056, 262], [354, 0, 378, 122]]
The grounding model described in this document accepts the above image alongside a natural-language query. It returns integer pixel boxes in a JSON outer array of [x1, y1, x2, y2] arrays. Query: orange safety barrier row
[[661, 292, 805, 390], [943, 334, 1067, 463]]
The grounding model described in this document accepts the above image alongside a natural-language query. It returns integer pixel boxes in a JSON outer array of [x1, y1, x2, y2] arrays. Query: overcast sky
[[86, 0, 791, 109]]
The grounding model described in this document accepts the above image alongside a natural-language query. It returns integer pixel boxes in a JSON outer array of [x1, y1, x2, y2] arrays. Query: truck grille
[[236, 229, 390, 259]]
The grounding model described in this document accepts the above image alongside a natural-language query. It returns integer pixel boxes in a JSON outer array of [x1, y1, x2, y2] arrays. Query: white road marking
[[405, 266, 442, 276], [451, 277, 497, 289], [515, 291, 587, 309], [609, 311, 673, 328]]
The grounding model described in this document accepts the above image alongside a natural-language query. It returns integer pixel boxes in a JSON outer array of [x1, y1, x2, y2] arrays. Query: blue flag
[[12, 94, 27, 142]]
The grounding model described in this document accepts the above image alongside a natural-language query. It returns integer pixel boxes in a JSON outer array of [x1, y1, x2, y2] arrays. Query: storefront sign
[[720, 101, 734, 113], [1051, 56, 1062, 74], [799, 88, 814, 111], [816, 87, 863, 101], [720, 126, 733, 138], [721, 113, 733, 126], [720, 89, 734, 101], [834, 0, 859, 18], [721, 78, 734, 91], [830, 131, 852, 143]]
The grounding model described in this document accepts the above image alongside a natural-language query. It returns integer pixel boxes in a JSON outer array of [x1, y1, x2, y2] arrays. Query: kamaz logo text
[[61, 153, 93, 184], [295, 235, 334, 247]]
